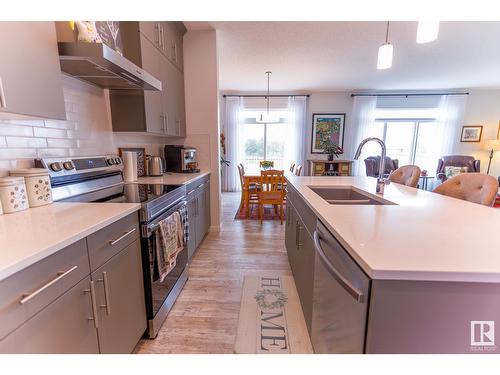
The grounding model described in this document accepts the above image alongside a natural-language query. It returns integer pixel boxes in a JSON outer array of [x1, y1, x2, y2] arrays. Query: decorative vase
[[328, 154, 334, 161]]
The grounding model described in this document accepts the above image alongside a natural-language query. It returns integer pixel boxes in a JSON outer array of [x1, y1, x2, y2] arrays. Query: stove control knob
[[107, 158, 115, 165], [114, 157, 122, 165], [63, 161, 74, 170], [50, 162, 63, 172]]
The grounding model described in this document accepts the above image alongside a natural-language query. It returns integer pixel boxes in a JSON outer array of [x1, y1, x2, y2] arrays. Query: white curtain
[[285, 96, 308, 173], [437, 94, 468, 156], [350, 96, 377, 176], [223, 97, 243, 192]]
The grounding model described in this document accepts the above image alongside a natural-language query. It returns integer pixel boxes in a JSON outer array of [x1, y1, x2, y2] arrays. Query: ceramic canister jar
[[9, 168, 52, 208], [0, 177, 29, 214]]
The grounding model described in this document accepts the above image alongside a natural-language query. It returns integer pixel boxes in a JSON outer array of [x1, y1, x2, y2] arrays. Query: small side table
[[419, 176, 434, 191]]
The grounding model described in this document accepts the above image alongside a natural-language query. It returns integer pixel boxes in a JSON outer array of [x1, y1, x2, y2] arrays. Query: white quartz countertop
[[0, 202, 140, 281], [137, 171, 210, 185], [286, 175, 500, 283]]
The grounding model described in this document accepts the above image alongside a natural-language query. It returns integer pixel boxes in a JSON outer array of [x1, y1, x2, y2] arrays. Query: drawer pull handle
[[85, 280, 99, 329], [98, 271, 111, 315], [20, 265, 78, 305], [109, 228, 136, 246]]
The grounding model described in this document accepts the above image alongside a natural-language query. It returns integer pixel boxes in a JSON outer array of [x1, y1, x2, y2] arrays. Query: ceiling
[[193, 21, 500, 92]]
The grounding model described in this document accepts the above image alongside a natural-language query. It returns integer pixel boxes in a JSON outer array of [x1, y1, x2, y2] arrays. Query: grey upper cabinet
[[110, 21, 186, 136], [0, 22, 66, 120], [0, 276, 99, 354], [91, 240, 146, 354]]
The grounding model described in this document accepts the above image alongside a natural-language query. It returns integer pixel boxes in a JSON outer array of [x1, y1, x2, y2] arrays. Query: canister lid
[[0, 176, 26, 187], [9, 168, 49, 177]]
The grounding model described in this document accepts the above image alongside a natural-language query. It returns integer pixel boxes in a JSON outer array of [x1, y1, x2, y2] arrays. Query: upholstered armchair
[[364, 156, 399, 178], [436, 155, 481, 182]]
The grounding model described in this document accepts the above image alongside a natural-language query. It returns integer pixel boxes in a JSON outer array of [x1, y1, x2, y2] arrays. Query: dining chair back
[[432, 173, 499, 206], [294, 165, 303, 176], [389, 165, 421, 188], [258, 170, 286, 224], [289, 163, 295, 173]]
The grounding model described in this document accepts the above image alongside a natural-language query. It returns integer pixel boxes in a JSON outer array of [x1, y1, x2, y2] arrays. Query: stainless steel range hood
[[58, 42, 162, 91]]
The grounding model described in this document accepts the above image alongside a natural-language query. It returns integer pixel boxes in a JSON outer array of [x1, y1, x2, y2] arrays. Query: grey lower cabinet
[[0, 276, 99, 354], [91, 240, 146, 354], [0, 22, 65, 120], [0, 213, 146, 354], [285, 199, 315, 335], [186, 176, 211, 260], [109, 21, 186, 136]]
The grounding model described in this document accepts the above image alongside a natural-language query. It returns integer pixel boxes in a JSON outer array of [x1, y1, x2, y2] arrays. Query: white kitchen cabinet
[[0, 22, 66, 120]]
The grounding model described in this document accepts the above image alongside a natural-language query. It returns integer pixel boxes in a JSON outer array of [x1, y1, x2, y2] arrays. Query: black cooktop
[[106, 183, 184, 204]]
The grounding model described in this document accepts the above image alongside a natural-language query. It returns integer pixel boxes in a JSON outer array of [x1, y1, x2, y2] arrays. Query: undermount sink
[[308, 186, 396, 205]]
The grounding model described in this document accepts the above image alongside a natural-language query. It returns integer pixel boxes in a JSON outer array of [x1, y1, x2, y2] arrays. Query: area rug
[[234, 275, 313, 354], [234, 204, 286, 221]]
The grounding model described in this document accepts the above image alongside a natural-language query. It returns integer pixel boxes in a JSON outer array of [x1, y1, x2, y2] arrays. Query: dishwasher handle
[[313, 230, 366, 303]]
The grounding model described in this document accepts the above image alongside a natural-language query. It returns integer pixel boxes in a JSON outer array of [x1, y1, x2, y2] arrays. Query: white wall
[[183, 29, 222, 229], [460, 89, 500, 177]]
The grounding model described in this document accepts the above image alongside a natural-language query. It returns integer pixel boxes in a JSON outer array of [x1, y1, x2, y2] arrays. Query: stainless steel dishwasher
[[311, 220, 371, 353]]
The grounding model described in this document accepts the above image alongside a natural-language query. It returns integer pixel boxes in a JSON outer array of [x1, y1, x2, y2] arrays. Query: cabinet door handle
[[160, 25, 166, 51], [313, 230, 366, 303], [109, 228, 136, 246], [165, 112, 169, 133], [85, 280, 99, 329], [156, 23, 162, 49], [295, 220, 303, 248], [19, 265, 78, 305], [0, 76, 7, 108], [98, 271, 111, 315]]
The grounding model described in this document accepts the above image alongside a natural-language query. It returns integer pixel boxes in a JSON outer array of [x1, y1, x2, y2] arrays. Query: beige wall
[[183, 29, 221, 229], [0, 75, 176, 176], [460, 89, 500, 177]]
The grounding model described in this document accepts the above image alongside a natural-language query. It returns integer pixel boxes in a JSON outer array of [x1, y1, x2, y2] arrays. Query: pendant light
[[377, 22, 393, 70], [257, 71, 279, 123], [416, 21, 440, 44]]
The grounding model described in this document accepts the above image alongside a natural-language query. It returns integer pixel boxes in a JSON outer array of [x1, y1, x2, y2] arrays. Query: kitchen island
[[285, 175, 500, 354]]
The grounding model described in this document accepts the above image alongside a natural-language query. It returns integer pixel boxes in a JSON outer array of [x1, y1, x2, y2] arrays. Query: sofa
[[436, 155, 481, 182]]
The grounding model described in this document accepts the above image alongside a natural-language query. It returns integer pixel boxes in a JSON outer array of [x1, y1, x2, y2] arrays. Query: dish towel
[[157, 213, 179, 282], [177, 204, 189, 244]]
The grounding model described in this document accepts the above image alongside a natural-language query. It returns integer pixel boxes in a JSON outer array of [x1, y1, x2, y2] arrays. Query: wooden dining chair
[[294, 165, 303, 176], [258, 170, 286, 224], [238, 164, 259, 213]]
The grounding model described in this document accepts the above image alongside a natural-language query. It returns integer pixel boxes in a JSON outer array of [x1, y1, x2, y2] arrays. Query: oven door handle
[[144, 199, 187, 236]]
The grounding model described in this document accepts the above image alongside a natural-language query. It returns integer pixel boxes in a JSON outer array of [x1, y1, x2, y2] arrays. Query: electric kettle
[[147, 155, 165, 176]]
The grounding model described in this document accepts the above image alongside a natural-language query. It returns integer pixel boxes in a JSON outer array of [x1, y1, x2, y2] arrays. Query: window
[[373, 119, 441, 174], [239, 110, 288, 170]]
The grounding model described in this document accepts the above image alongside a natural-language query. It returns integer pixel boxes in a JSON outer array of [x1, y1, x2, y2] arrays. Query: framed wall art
[[460, 125, 483, 143], [310, 113, 346, 154]]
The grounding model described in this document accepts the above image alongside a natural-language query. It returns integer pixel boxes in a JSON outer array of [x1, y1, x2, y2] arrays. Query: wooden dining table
[[241, 167, 292, 218]]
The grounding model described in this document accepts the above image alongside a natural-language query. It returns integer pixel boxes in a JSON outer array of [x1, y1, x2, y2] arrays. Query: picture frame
[[460, 125, 483, 143], [118, 147, 147, 177], [311, 113, 346, 154]]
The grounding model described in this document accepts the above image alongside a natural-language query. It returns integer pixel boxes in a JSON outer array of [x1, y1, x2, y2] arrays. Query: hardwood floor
[[134, 192, 292, 353]]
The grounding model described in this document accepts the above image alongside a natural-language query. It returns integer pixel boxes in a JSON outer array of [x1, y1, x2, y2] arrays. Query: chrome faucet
[[354, 137, 389, 194]]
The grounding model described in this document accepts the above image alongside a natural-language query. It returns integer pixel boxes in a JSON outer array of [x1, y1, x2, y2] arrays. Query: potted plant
[[320, 138, 344, 161], [260, 160, 274, 170]]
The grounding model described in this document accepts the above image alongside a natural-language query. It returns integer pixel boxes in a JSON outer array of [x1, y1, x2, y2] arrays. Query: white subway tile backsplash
[[47, 138, 78, 148], [44, 120, 76, 130], [33, 127, 68, 139], [0, 124, 34, 137], [0, 76, 173, 176], [6, 137, 47, 148], [0, 148, 37, 159]]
